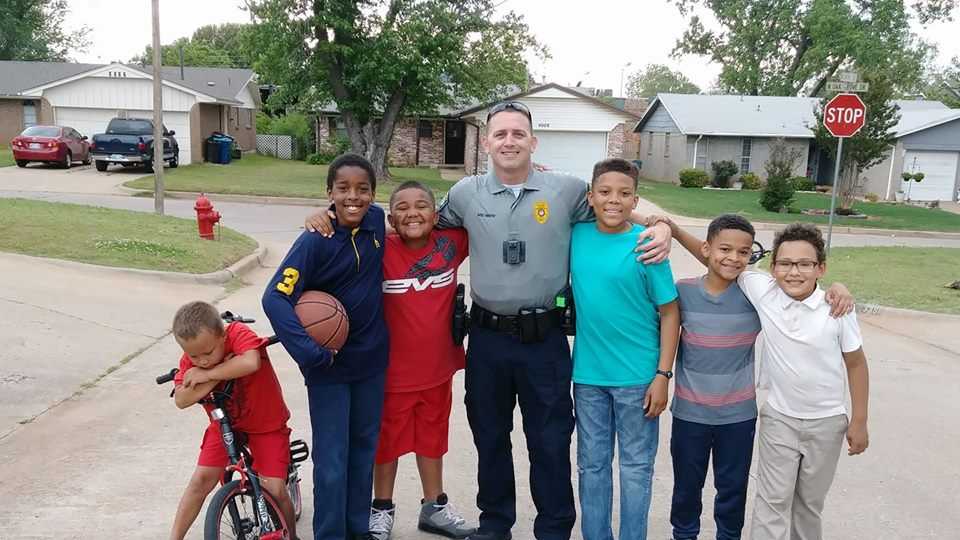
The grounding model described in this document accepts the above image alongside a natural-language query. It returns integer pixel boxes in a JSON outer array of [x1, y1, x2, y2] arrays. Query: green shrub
[[711, 160, 739, 188], [679, 168, 709, 188], [760, 175, 796, 212], [791, 176, 815, 191], [261, 112, 311, 159], [864, 192, 879, 202], [306, 151, 337, 165], [740, 172, 762, 190]]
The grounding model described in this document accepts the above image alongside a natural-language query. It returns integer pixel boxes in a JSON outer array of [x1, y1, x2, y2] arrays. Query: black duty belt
[[471, 303, 562, 343]]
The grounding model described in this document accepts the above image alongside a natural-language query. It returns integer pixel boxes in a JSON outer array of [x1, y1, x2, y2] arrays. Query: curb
[[0, 244, 268, 286], [668, 215, 960, 241], [119, 186, 322, 207], [856, 302, 960, 324]]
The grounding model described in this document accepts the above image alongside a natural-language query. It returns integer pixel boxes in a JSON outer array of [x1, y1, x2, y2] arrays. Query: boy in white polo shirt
[[738, 223, 870, 540]]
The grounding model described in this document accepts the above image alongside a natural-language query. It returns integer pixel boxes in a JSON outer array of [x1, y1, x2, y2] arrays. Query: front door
[[444, 120, 466, 165]]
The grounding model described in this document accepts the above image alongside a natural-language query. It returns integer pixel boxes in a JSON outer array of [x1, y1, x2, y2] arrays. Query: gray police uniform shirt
[[438, 169, 592, 315]]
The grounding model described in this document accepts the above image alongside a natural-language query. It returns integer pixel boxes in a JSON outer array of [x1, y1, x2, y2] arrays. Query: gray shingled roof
[[639, 93, 821, 138], [0, 61, 255, 104], [0, 61, 101, 97]]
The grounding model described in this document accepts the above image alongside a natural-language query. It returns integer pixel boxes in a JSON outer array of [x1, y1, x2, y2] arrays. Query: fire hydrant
[[194, 194, 221, 240]]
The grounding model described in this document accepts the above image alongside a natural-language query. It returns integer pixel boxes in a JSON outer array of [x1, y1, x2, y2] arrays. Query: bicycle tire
[[204, 479, 289, 540]]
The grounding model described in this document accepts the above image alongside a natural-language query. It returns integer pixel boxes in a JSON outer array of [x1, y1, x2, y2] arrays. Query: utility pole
[[151, 0, 165, 215], [620, 62, 632, 97]]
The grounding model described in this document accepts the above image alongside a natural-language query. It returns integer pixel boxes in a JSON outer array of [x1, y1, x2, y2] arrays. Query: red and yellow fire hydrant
[[194, 193, 221, 240]]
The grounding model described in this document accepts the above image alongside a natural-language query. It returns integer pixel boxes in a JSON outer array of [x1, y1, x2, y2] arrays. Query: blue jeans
[[575, 382, 659, 540], [306, 371, 386, 540]]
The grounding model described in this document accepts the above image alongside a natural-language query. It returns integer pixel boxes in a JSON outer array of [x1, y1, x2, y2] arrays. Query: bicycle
[[157, 311, 309, 540]]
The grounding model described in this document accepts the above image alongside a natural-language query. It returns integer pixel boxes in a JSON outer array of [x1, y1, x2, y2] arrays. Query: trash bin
[[206, 133, 234, 164], [205, 138, 222, 164], [632, 159, 643, 171]]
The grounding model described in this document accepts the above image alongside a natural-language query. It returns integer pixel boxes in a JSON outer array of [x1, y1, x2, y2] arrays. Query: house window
[[232, 107, 240, 128], [23, 101, 37, 128], [418, 120, 433, 138], [328, 117, 348, 141], [647, 132, 653, 155], [664, 134, 670, 157], [740, 138, 752, 173], [245, 109, 252, 129]]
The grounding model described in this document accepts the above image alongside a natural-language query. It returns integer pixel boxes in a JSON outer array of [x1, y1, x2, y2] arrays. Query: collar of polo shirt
[[487, 168, 547, 195], [779, 285, 825, 310]]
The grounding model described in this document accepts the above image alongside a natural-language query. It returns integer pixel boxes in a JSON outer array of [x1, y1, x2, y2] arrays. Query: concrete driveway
[[0, 161, 153, 195]]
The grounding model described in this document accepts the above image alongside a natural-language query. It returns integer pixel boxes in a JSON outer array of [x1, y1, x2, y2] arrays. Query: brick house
[[1, 61, 260, 165], [314, 83, 646, 180]]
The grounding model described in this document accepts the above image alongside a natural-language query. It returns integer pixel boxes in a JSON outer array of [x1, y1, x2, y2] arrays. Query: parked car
[[10, 125, 91, 168], [90, 118, 179, 172]]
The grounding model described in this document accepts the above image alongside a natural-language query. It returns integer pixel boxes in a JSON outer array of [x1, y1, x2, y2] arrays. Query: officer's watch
[[656, 369, 674, 380]]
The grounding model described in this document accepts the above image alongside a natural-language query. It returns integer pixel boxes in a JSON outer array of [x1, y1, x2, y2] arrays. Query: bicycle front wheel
[[204, 479, 289, 540]]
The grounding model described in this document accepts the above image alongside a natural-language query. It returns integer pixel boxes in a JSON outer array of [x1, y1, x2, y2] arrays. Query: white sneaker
[[368, 504, 395, 540], [418, 493, 476, 539]]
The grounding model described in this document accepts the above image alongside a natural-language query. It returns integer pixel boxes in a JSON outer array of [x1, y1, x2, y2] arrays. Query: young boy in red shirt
[[368, 181, 476, 540], [168, 301, 296, 540]]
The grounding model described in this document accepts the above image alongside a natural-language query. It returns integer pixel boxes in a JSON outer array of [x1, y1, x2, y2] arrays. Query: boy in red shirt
[[368, 181, 476, 540], [168, 301, 296, 540]]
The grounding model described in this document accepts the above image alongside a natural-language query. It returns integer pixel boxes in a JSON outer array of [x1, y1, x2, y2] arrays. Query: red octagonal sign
[[823, 93, 867, 138]]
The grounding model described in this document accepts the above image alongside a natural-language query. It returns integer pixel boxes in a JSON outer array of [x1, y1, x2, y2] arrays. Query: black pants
[[464, 325, 576, 540], [670, 417, 757, 540]]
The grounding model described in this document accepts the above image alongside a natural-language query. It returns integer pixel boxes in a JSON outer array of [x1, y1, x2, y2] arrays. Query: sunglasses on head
[[487, 101, 532, 123]]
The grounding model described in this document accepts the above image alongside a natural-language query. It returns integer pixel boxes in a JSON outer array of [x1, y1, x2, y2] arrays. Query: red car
[[10, 125, 92, 168]]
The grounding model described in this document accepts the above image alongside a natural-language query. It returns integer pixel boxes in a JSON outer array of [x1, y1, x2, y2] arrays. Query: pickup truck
[[89, 118, 179, 172]]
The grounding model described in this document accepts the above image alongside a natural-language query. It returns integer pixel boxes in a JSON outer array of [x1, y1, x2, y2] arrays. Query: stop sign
[[823, 93, 867, 138]]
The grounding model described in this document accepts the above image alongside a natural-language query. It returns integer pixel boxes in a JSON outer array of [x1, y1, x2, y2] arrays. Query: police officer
[[437, 101, 671, 540]]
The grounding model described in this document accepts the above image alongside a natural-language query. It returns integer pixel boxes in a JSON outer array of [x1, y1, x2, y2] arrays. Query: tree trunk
[[838, 161, 859, 210]]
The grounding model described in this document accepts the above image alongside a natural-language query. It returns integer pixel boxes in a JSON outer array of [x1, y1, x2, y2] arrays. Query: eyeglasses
[[773, 259, 820, 273], [487, 101, 532, 123]]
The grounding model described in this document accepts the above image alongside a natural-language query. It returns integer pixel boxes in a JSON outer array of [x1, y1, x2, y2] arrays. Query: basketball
[[295, 291, 349, 351]]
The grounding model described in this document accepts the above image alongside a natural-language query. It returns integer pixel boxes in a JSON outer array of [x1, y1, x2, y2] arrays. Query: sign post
[[822, 92, 867, 253]]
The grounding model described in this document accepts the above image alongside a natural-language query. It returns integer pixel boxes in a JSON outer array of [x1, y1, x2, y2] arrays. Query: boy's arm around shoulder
[[262, 232, 335, 370], [657, 216, 707, 266]]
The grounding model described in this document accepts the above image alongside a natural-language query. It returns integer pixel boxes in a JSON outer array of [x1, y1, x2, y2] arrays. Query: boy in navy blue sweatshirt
[[263, 153, 389, 540]]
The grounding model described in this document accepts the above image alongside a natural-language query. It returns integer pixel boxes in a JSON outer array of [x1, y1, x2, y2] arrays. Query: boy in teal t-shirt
[[570, 158, 680, 540]]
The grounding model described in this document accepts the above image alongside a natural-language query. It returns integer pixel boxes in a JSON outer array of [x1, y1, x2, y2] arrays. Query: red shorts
[[198, 424, 291, 479], [375, 379, 453, 464]]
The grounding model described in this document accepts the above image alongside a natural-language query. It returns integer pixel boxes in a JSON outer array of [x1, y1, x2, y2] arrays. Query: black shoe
[[465, 531, 511, 540], [353, 534, 378, 540]]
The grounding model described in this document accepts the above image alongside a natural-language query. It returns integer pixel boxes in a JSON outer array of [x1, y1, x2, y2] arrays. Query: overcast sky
[[67, 0, 960, 95]]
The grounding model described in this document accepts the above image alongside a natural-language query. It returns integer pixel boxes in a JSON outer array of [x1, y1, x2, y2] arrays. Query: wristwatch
[[656, 369, 674, 380]]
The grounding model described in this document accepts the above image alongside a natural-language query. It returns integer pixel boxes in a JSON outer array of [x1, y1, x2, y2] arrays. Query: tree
[[669, 0, 953, 97], [812, 74, 901, 209], [245, 0, 545, 179], [0, 0, 89, 61], [922, 56, 960, 108], [130, 24, 253, 68], [625, 63, 700, 98]]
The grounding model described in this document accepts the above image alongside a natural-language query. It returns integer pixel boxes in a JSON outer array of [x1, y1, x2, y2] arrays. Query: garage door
[[55, 107, 193, 165], [901, 150, 959, 201], [532, 131, 608, 181]]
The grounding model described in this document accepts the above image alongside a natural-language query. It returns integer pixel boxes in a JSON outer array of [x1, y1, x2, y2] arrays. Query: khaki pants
[[750, 405, 847, 540]]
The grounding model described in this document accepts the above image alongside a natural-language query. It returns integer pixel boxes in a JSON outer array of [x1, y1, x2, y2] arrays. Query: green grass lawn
[[0, 147, 13, 167], [124, 153, 456, 202], [0, 198, 258, 273], [638, 180, 960, 233], [762, 247, 960, 314]]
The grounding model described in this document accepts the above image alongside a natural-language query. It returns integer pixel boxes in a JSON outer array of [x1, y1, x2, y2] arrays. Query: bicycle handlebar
[[156, 368, 178, 385]]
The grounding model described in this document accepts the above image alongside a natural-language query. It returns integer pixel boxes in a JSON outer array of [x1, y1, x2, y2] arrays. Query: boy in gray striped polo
[[668, 214, 761, 540]]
